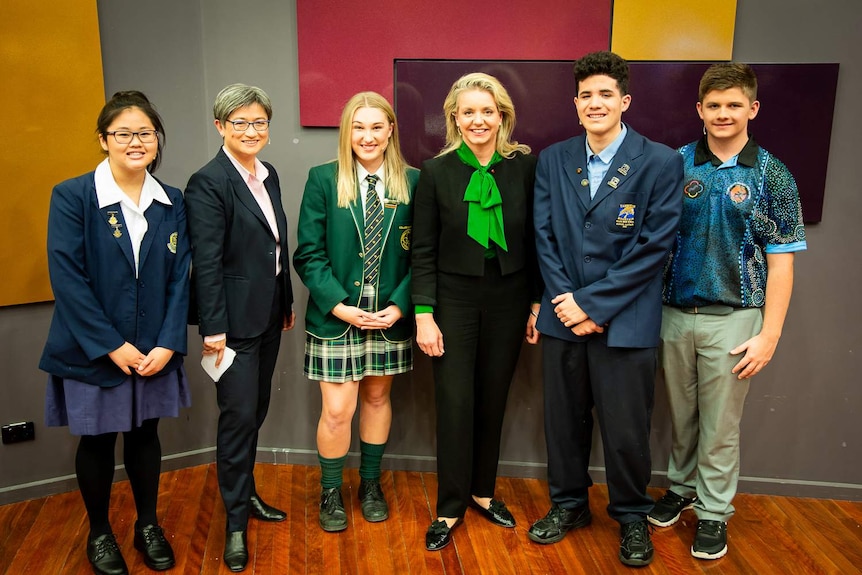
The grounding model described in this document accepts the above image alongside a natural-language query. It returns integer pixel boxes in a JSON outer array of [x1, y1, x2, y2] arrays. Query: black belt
[[678, 304, 737, 316]]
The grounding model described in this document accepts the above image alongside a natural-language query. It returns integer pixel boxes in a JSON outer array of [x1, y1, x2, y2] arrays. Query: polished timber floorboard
[[1, 463, 860, 574]]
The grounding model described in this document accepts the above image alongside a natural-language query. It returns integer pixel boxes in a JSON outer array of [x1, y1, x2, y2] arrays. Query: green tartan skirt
[[304, 327, 413, 383]]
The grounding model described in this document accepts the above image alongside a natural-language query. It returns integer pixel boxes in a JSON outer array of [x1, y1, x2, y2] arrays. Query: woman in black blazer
[[41, 91, 189, 575], [185, 84, 295, 573], [412, 73, 542, 551]]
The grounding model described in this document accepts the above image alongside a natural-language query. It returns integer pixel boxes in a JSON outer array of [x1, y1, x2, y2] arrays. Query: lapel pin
[[580, 178, 589, 187], [608, 176, 620, 189], [618, 164, 630, 176]]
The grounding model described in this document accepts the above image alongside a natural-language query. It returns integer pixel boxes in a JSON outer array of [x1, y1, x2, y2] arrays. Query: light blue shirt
[[585, 123, 628, 199]]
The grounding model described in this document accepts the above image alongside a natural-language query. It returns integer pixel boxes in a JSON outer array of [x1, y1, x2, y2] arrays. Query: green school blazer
[[293, 162, 418, 341]]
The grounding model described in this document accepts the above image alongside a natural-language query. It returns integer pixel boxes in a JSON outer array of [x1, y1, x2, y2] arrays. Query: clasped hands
[[551, 292, 604, 336], [108, 342, 173, 376], [333, 303, 402, 331]]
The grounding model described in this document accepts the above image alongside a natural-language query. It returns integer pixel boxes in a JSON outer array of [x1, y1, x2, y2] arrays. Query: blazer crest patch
[[399, 225, 411, 251], [616, 203, 636, 229], [167, 232, 178, 254]]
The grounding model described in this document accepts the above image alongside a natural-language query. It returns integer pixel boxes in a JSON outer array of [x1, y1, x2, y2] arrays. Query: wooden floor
[[1, 463, 860, 574]]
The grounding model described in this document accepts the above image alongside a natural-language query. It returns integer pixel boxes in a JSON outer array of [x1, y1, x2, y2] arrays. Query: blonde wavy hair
[[438, 72, 531, 159], [336, 92, 412, 208]]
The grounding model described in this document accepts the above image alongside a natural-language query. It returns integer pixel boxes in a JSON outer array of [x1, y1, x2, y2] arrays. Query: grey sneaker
[[647, 490, 697, 527], [691, 519, 728, 559]]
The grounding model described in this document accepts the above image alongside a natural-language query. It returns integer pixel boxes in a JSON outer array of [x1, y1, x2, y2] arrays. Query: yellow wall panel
[[0, 0, 105, 306], [612, 0, 737, 61]]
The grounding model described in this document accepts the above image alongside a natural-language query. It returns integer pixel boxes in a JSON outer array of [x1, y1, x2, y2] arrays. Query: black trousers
[[542, 335, 655, 524], [216, 274, 285, 531], [432, 260, 529, 518]]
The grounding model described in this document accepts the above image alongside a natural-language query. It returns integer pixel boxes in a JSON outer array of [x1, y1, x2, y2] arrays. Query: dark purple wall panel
[[395, 60, 838, 223]]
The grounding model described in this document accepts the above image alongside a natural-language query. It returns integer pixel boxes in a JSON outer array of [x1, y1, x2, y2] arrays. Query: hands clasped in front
[[333, 303, 402, 331], [108, 342, 173, 376], [551, 292, 605, 336]]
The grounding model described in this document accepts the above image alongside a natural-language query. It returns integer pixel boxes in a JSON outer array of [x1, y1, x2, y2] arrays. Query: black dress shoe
[[224, 531, 248, 572], [469, 498, 516, 528], [319, 487, 348, 532], [528, 503, 592, 544], [425, 518, 461, 551], [86, 533, 129, 575], [358, 479, 389, 522], [250, 493, 287, 522], [133, 524, 176, 571], [619, 519, 654, 566]]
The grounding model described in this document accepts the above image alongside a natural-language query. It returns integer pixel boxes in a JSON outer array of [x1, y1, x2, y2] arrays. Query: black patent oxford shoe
[[223, 530, 248, 572], [249, 493, 287, 522], [528, 503, 592, 544], [469, 498, 516, 528], [87, 533, 129, 575], [133, 524, 176, 571], [425, 518, 461, 551]]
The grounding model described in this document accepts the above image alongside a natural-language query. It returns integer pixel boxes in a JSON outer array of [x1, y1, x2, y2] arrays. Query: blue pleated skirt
[[45, 366, 191, 436]]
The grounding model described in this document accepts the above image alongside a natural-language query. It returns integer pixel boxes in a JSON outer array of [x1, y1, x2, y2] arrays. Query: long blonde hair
[[438, 72, 531, 159], [336, 92, 412, 208]]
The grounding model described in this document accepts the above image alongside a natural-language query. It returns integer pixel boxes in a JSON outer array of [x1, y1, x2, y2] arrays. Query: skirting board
[[2, 447, 859, 506]]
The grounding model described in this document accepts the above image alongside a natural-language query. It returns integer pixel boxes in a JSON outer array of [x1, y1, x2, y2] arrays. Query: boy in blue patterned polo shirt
[[648, 63, 807, 560]]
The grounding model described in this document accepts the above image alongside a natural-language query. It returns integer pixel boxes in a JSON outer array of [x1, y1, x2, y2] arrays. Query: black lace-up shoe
[[648, 490, 698, 527], [319, 487, 348, 532], [87, 533, 129, 575], [527, 503, 592, 544], [358, 479, 389, 522], [691, 519, 728, 559], [619, 520, 654, 566], [133, 524, 175, 570]]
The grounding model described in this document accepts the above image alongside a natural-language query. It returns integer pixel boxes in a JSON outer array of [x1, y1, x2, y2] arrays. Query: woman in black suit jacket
[[412, 73, 542, 551], [184, 84, 295, 573]]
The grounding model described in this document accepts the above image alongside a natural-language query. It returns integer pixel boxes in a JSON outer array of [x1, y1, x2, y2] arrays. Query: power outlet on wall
[[1, 421, 35, 444]]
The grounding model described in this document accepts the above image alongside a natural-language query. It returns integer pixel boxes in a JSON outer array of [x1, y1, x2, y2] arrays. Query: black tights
[[75, 418, 162, 537]]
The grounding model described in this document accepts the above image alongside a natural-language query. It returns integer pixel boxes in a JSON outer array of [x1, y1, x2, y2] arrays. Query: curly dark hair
[[573, 51, 630, 96]]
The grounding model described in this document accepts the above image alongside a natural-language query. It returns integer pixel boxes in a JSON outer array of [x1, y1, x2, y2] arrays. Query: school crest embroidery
[[684, 180, 704, 199], [616, 204, 636, 229], [727, 182, 750, 203], [399, 225, 411, 251]]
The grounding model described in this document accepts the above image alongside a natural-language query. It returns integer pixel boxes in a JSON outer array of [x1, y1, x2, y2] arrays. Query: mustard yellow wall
[[612, 0, 737, 61], [0, 0, 105, 306]]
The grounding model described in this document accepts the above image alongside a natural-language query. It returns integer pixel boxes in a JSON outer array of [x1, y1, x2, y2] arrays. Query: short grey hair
[[213, 83, 273, 122]]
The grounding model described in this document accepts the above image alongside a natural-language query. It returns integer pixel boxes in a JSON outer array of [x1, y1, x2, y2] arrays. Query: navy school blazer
[[39, 171, 191, 387], [533, 126, 683, 348]]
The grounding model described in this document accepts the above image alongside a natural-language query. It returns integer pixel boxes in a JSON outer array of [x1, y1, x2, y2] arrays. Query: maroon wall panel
[[296, 0, 610, 126]]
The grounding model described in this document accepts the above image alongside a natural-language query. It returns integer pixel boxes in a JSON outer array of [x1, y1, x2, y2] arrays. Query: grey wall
[[0, 0, 859, 504]]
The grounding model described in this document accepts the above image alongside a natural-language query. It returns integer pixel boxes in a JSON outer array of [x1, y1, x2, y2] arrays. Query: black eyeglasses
[[225, 119, 270, 132], [105, 130, 158, 144]]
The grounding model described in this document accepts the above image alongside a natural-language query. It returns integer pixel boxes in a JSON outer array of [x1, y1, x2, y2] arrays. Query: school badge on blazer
[[616, 204, 636, 229], [167, 232, 178, 254], [399, 225, 411, 251]]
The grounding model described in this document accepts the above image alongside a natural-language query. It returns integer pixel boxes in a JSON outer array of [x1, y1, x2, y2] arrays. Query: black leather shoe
[[425, 518, 461, 551], [133, 524, 176, 571], [528, 503, 592, 544], [619, 519, 654, 566], [319, 487, 348, 532], [223, 531, 248, 572], [469, 498, 516, 528], [86, 533, 129, 575], [249, 492, 287, 522], [358, 479, 389, 522]]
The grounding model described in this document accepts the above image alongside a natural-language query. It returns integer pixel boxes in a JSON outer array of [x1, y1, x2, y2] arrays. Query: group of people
[[39, 50, 805, 574]]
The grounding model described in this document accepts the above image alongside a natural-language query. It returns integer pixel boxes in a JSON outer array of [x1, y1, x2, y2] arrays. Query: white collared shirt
[[356, 164, 386, 217], [221, 146, 281, 275], [95, 158, 171, 277]]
